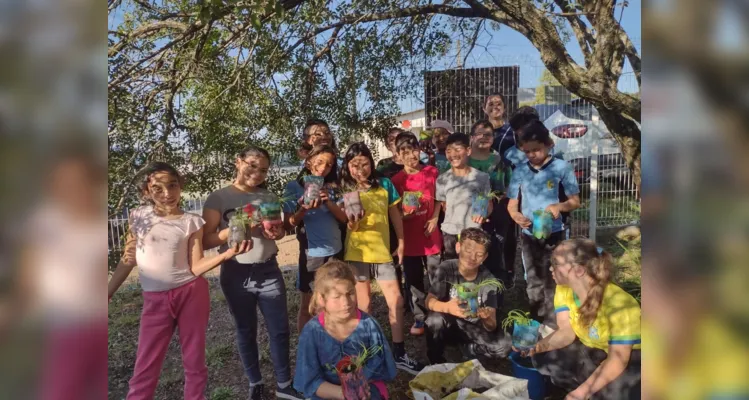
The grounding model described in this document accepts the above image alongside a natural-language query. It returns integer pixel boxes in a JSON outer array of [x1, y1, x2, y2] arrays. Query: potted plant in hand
[[451, 279, 505, 318], [470, 191, 502, 220], [531, 210, 553, 240], [401, 191, 422, 215], [341, 184, 364, 221], [303, 175, 325, 205], [228, 204, 255, 247], [328, 344, 383, 400], [502, 310, 541, 351]]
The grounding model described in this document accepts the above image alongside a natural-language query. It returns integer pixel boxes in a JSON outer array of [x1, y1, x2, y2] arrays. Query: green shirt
[[469, 154, 511, 193]]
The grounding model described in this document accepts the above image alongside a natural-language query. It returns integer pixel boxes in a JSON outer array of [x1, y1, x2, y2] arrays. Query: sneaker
[[249, 383, 268, 400], [410, 321, 425, 336], [395, 353, 425, 375], [276, 383, 306, 400]]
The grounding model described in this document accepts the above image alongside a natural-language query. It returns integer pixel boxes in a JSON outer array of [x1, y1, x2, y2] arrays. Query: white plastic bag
[[409, 359, 530, 400]]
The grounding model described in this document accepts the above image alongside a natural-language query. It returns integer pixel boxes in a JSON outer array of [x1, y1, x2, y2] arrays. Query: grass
[[107, 231, 641, 399]]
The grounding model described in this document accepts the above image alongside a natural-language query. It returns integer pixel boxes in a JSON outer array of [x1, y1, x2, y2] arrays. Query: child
[[202, 146, 305, 400], [426, 120, 453, 174], [295, 119, 343, 334], [293, 260, 397, 399], [283, 145, 349, 331], [507, 120, 581, 328], [435, 133, 492, 260], [504, 106, 541, 168], [107, 162, 251, 400], [424, 228, 511, 364], [390, 133, 442, 336], [468, 119, 513, 284], [523, 239, 641, 399], [375, 127, 408, 178], [341, 142, 424, 374]]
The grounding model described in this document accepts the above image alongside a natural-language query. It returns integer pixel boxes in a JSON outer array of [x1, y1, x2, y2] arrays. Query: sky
[[109, 0, 643, 115], [396, 0, 642, 112]]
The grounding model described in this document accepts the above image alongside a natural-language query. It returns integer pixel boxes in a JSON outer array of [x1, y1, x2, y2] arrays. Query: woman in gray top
[[202, 146, 304, 400]]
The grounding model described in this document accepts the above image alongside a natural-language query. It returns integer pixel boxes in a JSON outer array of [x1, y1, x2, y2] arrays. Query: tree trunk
[[596, 107, 642, 194]]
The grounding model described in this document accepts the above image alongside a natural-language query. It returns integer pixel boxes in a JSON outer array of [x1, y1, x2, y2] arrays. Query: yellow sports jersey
[[554, 283, 641, 352], [344, 178, 401, 264], [644, 318, 749, 400]]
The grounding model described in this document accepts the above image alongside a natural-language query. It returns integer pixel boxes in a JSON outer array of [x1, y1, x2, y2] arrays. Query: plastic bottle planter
[[303, 175, 324, 205], [453, 279, 505, 319], [532, 210, 553, 239], [335, 357, 370, 400], [512, 320, 542, 350], [402, 191, 422, 214], [227, 215, 248, 248], [259, 202, 283, 231], [456, 283, 481, 318], [502, 310, 541, 351], [343, 191, 363, 220], [471, 192, 492, 219]]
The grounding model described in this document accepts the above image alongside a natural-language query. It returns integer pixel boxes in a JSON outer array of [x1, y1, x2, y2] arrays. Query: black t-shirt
[[429, 259, 498, 323], [376, 157, 404, 179]]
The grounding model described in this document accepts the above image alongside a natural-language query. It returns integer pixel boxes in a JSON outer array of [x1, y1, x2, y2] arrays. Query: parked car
[[536, 104, 631, 188]]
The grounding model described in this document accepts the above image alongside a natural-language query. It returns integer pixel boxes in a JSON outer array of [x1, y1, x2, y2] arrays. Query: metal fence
[[108, 65, 640, 250]]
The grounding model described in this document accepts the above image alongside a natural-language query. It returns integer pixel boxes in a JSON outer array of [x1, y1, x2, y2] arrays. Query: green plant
[[501, 309, 534, 331], [326, 343, 383, 373], [452, 278, 505, 296]]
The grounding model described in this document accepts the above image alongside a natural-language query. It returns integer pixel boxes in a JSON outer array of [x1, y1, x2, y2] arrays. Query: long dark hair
[[297, 145, 339, 185], [135, 161, 184, 205], [340, 142, 380, 189]]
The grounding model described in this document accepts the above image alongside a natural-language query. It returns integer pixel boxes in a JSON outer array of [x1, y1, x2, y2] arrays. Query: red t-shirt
[[391, 166, 443, 256]]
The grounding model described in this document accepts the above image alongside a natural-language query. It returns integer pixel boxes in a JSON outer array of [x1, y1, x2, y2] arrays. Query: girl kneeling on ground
[[294, 260, 397, 399], [518, 239, 641, 400]]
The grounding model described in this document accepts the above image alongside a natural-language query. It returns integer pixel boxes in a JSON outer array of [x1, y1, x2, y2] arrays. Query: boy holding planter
[[468, 119, 514, 286], [507, 120, 581, 328], [435, 133, 492, 260], [424, 228, 512, 364], [391, 133, 442, 337]]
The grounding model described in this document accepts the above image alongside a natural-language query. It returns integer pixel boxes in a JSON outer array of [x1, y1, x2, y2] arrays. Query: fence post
[[589, 139, 598, 240]]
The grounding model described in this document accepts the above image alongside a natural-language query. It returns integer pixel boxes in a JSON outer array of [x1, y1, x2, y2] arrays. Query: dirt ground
[[107, 233, 639, 399]]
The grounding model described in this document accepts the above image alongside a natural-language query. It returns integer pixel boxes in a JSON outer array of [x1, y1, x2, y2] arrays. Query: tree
[[108, 0, 641, 214], [534, 69, 562, 104]]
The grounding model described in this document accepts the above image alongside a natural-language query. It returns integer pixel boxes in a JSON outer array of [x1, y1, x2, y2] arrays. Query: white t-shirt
[[30, 204, 105, 325], [130, 206, 204, 292]]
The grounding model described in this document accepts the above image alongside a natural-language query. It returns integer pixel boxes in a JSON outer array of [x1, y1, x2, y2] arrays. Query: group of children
[[107, 95, 641, 400]]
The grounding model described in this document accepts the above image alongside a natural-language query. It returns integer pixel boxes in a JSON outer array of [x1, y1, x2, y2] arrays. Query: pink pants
[[40, 321, 108, 400], [127, 277, 210, 400]]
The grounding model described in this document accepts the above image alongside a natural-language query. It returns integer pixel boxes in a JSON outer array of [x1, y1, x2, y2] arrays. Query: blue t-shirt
[[504, 145, 527, 169], [282, 180, 342, 258], [508, 157, 580, 235], [434, 152, 451, 175], [293, 311, 397, 400]]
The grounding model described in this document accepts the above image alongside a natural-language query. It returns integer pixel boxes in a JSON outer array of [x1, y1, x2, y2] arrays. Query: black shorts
[[296, 251, 343, 293]]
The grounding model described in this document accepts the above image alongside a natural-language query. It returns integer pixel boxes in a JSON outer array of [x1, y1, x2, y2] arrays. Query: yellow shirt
[[554, 283, 641, 352], [644, 318, 749, 399], [344, 178, 401, 264]]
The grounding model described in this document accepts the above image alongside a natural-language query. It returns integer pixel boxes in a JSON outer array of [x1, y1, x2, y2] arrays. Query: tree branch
[[552, 0, 595, 67], [108, 20, 190, 58]]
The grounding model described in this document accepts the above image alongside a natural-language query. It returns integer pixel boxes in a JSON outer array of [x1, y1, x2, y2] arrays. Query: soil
[[108, 239, 570, 400]]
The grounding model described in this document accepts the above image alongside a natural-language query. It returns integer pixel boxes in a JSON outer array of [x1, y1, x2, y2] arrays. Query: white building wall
[[363, 109, 426, 163]]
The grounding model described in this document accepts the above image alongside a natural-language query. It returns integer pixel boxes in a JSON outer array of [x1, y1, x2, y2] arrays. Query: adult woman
[[482, 93, 518, 287], [519, 239, 641, 400]]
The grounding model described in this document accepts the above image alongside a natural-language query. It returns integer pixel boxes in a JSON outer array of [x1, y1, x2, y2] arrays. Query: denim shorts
[[348, 261, 398, 282]]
